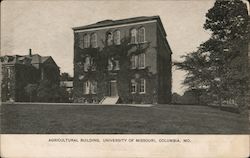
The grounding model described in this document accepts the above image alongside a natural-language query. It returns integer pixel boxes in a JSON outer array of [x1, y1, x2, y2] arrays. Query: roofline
[[72, 16, 167, 36]]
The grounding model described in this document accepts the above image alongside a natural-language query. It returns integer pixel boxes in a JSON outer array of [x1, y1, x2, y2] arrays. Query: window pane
[[114, 31, 120, 45], [107, 32, 113, 46], [84, 35, 90, 48], [84, 57, 90, 71], [131, 79, 137, 93], [130, 29, 137, 44], [114, 60, 120, 70], [91, 81, 97, 94], [91, 33, 97, 48], [7, 68, 11, 78], [139, 79, 146, 93], [138, 27, 145, 43], [138, 53, 145, 68], [131, 55, 138, 69], [7, 81, 11, 89], [79, 34, 84, 49], [108, 59, 113, 70], [91, 58, 96, 71], [84, 81, 90, 94]]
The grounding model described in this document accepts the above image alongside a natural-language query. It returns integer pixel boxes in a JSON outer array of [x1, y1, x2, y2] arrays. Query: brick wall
[[73, 21, 171, 104], [157, 27, 172, 104]]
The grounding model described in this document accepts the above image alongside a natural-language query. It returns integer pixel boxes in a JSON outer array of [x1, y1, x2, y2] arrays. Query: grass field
[[1, 103, 249, 134]]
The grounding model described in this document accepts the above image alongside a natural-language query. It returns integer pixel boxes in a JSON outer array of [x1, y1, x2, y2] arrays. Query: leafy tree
[[60, 72, 73, 81], [175, 0, 249, 112], [37, 79, 69, 102], [37, 79, 53, 102], [204, 0, 249, 41], [24, 84, 38, 102]]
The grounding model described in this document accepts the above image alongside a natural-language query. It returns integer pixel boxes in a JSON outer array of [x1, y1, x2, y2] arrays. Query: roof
[[0, 54, 57, 67], [73, 16, 167, 36]]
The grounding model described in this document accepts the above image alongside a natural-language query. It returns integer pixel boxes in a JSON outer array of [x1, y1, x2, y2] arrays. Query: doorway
[[110, 80, 118, 96]]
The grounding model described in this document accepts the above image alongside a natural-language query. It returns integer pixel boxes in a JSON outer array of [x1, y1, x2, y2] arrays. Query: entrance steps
[[100, 96, 119, 104]]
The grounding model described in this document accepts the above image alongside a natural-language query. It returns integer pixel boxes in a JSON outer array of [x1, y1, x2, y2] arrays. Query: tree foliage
[[24, 84, 38, 102], [60, 72, 73, 81], [204, 0, 249, 41], [175, 0, 249, 110]]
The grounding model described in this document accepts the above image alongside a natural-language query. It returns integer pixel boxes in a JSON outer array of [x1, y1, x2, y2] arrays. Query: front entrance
[[110, 80, 118, 96]]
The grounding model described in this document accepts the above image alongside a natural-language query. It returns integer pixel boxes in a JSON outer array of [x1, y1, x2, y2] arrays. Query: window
[[138, 53, 145, 68], [83, 80, 91, 94], [131, 79, 137, 93], [114, 30, 121, 45], [90, 58, 96, 71], [84, 56, 95, 71], [6, 67, 11, 78], [91, 81, 97, 94], [139, 79, 146, 93], [114, 60, 120, 70], [131, 55, 137, 69], [138, 27, 145, 43], [84, 80, 97, 94], [91, 33, 97, 48], [7, 81, 11, 90], [107, 32, 113, 46], [83, 34, 90, 48], [78, 34, 84, 49], [130, 28, 137, 44], [108, 58, 119, 70], [131, 54, 145, 69], [108, 58, 113, 70], [84, 56, 91, 71]]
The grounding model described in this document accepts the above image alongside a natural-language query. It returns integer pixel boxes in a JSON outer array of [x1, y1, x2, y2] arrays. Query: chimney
[[29, 48, 32, 56]]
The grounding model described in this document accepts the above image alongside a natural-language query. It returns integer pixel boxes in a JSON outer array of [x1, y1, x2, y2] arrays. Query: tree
[[36, 79, 70, 103], [204, 0, 249, 41], [24, 84, 38, 102], [60, 72, 73, 81], [37, 79, 53, 102], [175, 0, 249, 112]]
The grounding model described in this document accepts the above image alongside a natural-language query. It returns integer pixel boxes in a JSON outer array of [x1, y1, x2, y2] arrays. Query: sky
[[1, 0, 215, 95]]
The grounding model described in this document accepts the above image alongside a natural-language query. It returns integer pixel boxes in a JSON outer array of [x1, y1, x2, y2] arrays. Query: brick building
[[0, 49, 60, 102], [73, 16, 172, 104]]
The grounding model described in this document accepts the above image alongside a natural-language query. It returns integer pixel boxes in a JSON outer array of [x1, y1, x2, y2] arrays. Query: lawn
[[0, 103, 249, 134]]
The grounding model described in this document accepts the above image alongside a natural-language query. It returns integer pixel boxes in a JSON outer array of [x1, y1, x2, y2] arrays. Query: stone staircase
[[100, 96, 119, 104]]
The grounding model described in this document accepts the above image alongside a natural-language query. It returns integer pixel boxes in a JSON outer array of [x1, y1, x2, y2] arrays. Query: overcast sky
[[1, 0, 215, 95]]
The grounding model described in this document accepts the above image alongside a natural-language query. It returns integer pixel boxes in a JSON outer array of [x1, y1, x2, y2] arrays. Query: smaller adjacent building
[[60, 81, 73, 102], [0, 49, 60, 102]]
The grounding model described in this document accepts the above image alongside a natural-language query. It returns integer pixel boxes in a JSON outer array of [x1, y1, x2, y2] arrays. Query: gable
[[42, 57, 59, 68]]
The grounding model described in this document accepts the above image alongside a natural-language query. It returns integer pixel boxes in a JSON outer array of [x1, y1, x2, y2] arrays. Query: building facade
[[73, 16, 172, 104], [0, 50, 60, 102]]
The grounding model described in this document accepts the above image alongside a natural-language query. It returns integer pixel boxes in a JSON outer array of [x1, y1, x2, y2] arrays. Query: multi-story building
[[0, 49, 60, 102], [73, 16, 172, 104]]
